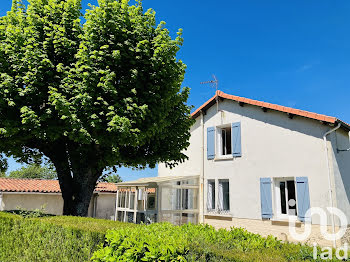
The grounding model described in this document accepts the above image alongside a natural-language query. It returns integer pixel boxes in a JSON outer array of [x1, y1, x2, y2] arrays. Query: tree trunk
[[62, 170, 101, 217], [44, 141, 103, 217]]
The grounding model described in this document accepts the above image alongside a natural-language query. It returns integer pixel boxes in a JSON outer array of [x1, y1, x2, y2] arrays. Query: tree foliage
[[0, 0, 193, 216], [99, 174, 122, 184], [8, 163, 57, 180], [0, 156, 8, 174]]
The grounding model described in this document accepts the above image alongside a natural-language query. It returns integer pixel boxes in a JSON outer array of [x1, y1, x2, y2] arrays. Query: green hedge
[[0, 212, 131, 262], [0, 212, 344, 261]]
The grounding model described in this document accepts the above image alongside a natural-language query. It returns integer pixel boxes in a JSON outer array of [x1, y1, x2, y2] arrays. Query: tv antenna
[[201, 75, 219, 112], [200, 75, 218, 92]]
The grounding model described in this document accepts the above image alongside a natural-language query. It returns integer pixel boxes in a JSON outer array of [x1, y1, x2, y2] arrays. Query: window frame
[[216, 124, 232, 159], [206, 179, 230, 215], [274, 178, 298, 220], [218, 179, 230, 212]]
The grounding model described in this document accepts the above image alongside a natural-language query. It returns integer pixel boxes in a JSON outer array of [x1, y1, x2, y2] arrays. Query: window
[[220, 127, 232, 155], [207, 180, 215, 211], [275, 179, 297, 217], [207, 179, 230, 213], [207, 122, 241, 160], [217, 126, 232, 156], [219, 180, 230, 211], [147, 193, 156, 209], [173, 181, 198, 211]]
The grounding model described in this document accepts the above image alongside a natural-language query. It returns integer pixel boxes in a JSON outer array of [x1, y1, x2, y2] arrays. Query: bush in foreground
[[0, 211, 344, 261], [0, 212, 131, 262], [91, 223, 336, 262]]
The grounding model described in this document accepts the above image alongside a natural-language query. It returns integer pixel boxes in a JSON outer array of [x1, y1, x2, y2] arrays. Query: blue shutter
[[260, 178, 273, 219], [231, 122, 242, 157], [207, 127, 215, 160], [296, 177, 311, 222]]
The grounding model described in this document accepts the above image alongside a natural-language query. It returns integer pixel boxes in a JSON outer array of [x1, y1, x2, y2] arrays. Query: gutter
[[323, 122, 341, 248]]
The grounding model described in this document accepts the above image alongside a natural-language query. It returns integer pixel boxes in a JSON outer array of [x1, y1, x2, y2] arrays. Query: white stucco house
[[116, 90, 350, 247], [0, 178, 118, 219]]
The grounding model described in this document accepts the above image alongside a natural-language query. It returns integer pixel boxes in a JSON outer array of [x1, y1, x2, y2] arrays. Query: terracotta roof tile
[[0, 178, 117, 193], [191, 90, 348, 130]]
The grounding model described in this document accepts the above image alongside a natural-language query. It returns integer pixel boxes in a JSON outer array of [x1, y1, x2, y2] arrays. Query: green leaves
[[0, 0, 193, 216], [91, 223, 191, 262], [8, 163, 57, 179], [0, 0, 193, 171]]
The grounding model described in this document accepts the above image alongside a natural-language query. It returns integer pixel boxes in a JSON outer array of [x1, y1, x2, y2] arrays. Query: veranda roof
[[116, 175, 199, 187]]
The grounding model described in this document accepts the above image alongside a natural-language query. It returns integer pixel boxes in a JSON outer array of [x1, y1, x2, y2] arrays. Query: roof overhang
[[116, 175, 199, 187], [191, 90, 350, 131]]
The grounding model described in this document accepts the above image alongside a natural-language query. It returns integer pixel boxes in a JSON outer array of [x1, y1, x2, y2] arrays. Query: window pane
[[175, 188, 181, 210], [287, 181, 297, 216], [221, 127, 232, 155], [207, 180, 215, 210], [119, 192, 126, 208], [219, 180, 230, 211], [147, 194, 156, 209], [222, 129, 226, 155], [280, 182, 287, 214], [226, 127, 232, 155], [182, 189, 189, 209], [130, 192, 135, 209]]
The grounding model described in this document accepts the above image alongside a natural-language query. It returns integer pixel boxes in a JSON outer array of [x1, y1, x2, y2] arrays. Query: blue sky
[[1, 0, 350, 181]]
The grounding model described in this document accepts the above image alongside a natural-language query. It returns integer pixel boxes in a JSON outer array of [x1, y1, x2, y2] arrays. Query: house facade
[[116, 90, 350, 247], [0, 178, 118, 219]]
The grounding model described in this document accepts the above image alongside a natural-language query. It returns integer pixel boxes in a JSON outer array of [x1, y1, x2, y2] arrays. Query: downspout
[[201, 111, 205, 223], [323, 122, 341, 248]]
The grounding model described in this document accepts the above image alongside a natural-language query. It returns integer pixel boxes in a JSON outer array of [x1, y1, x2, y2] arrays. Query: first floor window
[[218, 180, 230, 211], [220, 127, 232, 155], [277, 179, 297, 216]]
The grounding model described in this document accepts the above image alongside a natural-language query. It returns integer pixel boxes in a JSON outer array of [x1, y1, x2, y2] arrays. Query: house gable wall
[[159, 99, 350, 225]]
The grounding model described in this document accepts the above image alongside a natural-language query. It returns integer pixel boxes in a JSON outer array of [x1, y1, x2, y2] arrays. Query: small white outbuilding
[[0, 177, 118, 219]]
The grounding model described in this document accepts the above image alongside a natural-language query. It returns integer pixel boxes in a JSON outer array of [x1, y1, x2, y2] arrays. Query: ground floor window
[[219, 179, 230, 212], [207, 179, 230, 213], [275, 179, 297, 217], [207, 180, 215, 211]]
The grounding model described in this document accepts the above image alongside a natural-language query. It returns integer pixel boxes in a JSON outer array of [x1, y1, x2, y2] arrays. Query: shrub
[[0, 211, 344, 261], [92, 223, 344, 262], [92, 223, 189, 262], [0, 212, 127, 262]]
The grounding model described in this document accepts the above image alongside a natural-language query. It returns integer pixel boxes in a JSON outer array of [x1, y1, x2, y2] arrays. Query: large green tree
[[0, 0, 193, 216]]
